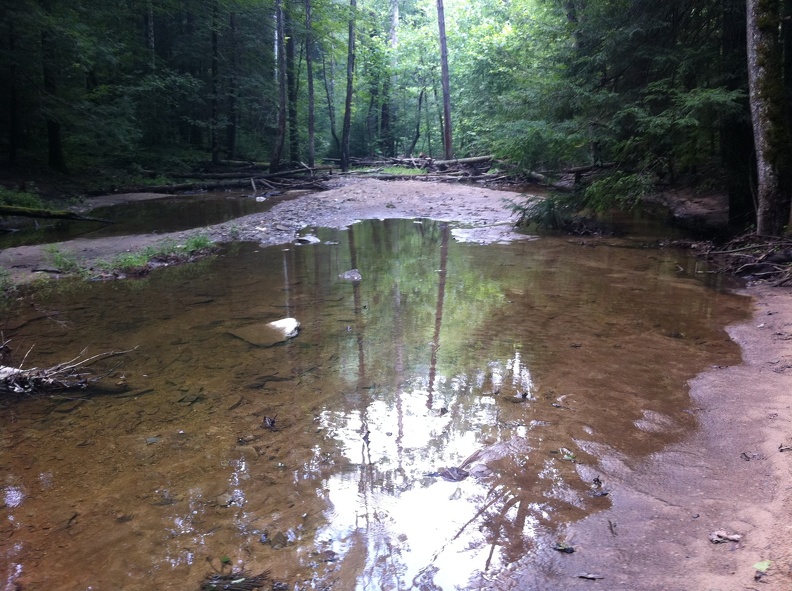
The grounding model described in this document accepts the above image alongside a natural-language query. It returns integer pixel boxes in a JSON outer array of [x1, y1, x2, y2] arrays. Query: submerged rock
[[267, 318, 300, 337], [339, 269, 362, 282], [228, 318, 301, 347]]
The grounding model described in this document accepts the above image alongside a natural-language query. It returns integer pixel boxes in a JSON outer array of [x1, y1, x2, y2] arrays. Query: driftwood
[[700, 233, 792, 286], [200, 571, 271, 591], [88, 169, 333, 196], [325, 154, 495, 170], [0, 346, 135, 395], [0, 205, 113, 223], [159, 165, 333, 180], [432, 155, 494, 167]]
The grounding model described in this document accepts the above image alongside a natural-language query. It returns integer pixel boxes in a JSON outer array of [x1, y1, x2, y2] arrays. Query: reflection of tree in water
[[310, 219, 597, 587]]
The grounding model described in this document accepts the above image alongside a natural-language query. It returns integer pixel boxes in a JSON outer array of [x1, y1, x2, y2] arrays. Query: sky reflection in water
[[0, 218, 749, 591]]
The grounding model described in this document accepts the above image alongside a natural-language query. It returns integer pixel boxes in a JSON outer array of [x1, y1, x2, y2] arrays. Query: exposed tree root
[[698, 233, 792, 285]]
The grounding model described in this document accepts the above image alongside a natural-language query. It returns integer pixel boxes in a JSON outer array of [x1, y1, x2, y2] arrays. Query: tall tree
[[285, 2, 300, 163], [40, 0, 66, 172], [746, 0, 792, 235], [271, 0, 288, 172], [226, 10, 239, 160], [305, 0, 315, 166], [436, 0, 453, 159], [721, 0, 755, 228], [340, 0, 357, 171], [210, 0, 220, 164]]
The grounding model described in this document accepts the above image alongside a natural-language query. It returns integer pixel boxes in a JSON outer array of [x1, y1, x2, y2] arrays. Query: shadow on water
[[0, 190, 291, 248], [0, 219, 750, 590]]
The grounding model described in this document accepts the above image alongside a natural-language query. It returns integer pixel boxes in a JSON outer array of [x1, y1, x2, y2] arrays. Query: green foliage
[[0, 188, 43, 209], [506, 193, 586, 230], [583, 171, 654, 213], [43, 246, 84, 275], [99, 234, 215, 275], [378, 166, 425, 175], [0, 269, 13, 293], [507, 171, 654, 229], [0, 0, 763, 213], [182, 234, 213, 252]]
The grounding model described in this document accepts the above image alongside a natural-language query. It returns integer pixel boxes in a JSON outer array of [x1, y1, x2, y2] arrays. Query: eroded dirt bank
[[1, 178, 791, 589]]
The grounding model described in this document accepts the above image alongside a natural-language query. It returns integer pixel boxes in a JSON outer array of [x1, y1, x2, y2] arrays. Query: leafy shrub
[[583, 171, 654, 213], [0, 188, 43, 209]]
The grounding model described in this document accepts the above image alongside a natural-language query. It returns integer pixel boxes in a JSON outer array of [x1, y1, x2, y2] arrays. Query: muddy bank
[[498, 283, 792, 590], [0, 178, 791, 588]]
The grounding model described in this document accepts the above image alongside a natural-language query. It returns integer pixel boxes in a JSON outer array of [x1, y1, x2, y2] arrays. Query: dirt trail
[[1, 177, 791, 589]]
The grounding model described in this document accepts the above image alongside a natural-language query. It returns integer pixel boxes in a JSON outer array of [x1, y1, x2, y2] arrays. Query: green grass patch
[[43, 245, 86, 275], [380, 166, 426, 175], [0, 187, 43, 209], [100, 234, 216, 275]]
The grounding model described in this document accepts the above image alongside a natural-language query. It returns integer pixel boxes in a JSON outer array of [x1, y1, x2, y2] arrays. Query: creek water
[[0, 191, 280, 248], [0, 218, 750, 590]]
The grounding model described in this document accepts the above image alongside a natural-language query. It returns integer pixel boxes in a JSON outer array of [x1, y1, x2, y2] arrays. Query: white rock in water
[[339, 269, 362, 282], [294, 234, 321, 245], [267, 318, 301, 338], [229, 318, 301, 347]]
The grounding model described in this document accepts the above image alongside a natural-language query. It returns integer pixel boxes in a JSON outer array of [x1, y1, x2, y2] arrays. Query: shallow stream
[[0, 218, 750, 590]]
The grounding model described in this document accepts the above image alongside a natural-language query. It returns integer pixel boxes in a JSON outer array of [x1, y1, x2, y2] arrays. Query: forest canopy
[[1, 0, 790, 233]]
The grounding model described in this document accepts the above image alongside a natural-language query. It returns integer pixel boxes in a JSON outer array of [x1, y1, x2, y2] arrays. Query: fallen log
[[0, 205, 113, 223], [162, 165, 333, 180], [431, 155, 494, 167], [90, 170, 333, 195]]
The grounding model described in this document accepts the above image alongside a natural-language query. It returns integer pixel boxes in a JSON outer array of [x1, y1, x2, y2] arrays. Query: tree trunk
[[406, 88, 424, 156], [285, 3, 300, 164], [721, 0, 755, 229], [436, 0, 453, 160], [746, 0, 792, 235], [321, 51, 341, 154], [210, 0, 220, 165], [145, 0, 156, 70], [340, 0, 357, 172], [305, 0, 315, 167], [7, 18, 19, 164], [270, 0, 288, 173], [40, 26, 66, 173], [226, 12, 238, 160]]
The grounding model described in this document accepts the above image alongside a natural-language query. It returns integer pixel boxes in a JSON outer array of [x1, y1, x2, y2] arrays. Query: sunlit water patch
[[0, 218, 749, 590]]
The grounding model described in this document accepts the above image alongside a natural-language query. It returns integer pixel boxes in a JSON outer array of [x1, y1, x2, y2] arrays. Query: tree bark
[[406, 88, 424, 156], [40, 14, 66, 173], [7, 17, 19, 164], [145, 0, 156, 70], [340, 0, 357, 172], [746, 0, 792, 235], [321, 51, 341, 154], [305, 0, 316, 167], [226, 12, 238, 160], [285, 3, 300, 164], [721, 0, 755, 229], [210, 0, 220, 164], [270, 0, 288, 173], [436, 0, 453, 160]]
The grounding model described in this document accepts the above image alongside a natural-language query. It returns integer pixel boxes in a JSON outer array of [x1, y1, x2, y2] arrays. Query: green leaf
[[753, 560, 771, 573]]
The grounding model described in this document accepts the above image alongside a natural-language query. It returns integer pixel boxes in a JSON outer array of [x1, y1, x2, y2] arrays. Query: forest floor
[[1, 177, 792, 589]]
